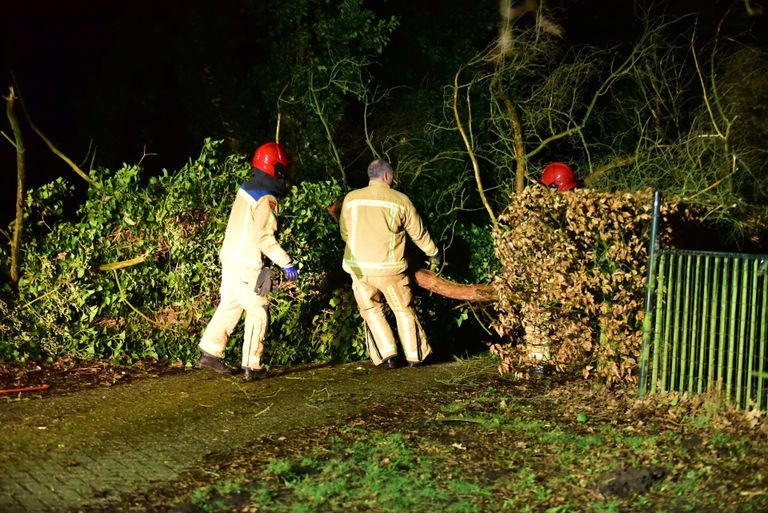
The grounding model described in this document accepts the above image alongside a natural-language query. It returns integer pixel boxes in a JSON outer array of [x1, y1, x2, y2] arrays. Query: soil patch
[[0, 357, 187, 400], [597, 466, 669, 497]]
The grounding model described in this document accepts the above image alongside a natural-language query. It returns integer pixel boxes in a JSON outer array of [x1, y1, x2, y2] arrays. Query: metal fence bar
[[670, 253, 683, 390], [660, 253, 675, 392], [717, 259, 729, 394], [758, 264, 768, 409], [697, 256, 710, 395], [679, 255, 692, 392], [727, 258, 739, 403], [650, 253, 667, 393], [707, 257, 721, 391], [736, 259, 749, 406], [689, 254, 702, 394], [639, 191, 662, 397], [746, 259, 759, 407]]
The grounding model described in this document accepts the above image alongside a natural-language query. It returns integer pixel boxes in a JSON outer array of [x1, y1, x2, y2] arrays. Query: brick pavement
[[0, 358, 495, 512]]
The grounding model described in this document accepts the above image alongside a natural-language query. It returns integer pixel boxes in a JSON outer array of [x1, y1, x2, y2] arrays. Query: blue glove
[[282, 264, 299, 281]]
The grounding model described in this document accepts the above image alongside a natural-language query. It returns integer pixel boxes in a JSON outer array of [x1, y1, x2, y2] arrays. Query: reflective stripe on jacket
[[219, 188, 292, 271], [340, 181, 437, 276]]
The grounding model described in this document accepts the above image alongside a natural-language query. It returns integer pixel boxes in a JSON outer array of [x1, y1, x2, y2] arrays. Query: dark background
[[2, 1, 766, 226]]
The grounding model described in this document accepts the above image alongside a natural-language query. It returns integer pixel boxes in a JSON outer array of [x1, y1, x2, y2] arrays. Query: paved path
[[0, 357, 496, 512]]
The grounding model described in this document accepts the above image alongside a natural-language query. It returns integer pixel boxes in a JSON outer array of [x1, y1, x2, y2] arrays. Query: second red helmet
[[540, 162, 577, 191], [252, 142, 290, 178]]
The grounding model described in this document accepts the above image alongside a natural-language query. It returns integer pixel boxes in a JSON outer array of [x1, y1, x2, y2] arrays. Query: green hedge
[[0, 140, 363, 366]]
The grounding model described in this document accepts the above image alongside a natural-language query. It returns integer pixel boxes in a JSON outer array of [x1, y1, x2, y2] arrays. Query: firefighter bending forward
[[339, 159, 443, 369], [198, 142, 299, 382]]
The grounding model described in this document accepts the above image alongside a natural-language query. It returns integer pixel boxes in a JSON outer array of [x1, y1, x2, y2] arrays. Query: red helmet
[[251, 142, 290, 178], [540, 162, 576, 191]]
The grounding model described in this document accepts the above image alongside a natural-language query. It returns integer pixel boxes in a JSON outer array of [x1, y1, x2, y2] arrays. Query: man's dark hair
[[367, 159, 394, 179]]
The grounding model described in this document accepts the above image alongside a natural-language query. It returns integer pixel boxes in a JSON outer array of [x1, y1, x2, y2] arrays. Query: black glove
[[429, 250, 443, 268], [255, 268, 274, 297]]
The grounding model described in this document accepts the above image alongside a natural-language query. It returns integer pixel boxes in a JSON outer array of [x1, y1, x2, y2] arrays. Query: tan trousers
[[350, 273, 431, 366], [199, 266, 269, 370]]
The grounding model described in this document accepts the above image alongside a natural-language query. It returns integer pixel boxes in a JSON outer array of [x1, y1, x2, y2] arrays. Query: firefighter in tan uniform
[[340, 159, 443, 369], [198, 142, 298, 382]]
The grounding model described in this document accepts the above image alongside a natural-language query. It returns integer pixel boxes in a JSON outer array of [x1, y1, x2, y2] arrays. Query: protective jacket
[[220, 186, 292, 272], [199, 170, 291, 371], [340, 181, 438, 277]]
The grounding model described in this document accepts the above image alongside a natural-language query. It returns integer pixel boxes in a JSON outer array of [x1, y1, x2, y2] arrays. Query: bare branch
[[12, 79, 93, 184], [453, 64, 499, 231]]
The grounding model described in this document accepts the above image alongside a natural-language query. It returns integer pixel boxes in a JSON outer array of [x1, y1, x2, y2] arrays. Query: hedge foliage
[[0, 140, 363, 366], [490, 187, 679, 386]]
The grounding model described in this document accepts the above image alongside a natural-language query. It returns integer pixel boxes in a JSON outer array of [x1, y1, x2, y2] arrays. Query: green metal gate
[[639, 193, 768, 410]]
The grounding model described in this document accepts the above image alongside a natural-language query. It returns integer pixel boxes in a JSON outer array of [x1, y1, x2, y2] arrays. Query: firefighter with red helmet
[[198, 142, 298, 382], [529, 161, 577, 375], [540, 162, 577, 191]]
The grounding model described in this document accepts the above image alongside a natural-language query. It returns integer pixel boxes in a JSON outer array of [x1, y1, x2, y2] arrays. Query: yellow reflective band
[[347, 203, 359, 264], [343, 259, 407, 270], [344, 199, 405, 211], [386, 285, 403, 311]]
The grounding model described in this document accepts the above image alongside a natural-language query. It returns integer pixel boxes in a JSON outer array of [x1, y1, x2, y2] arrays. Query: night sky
[[1, 2, 227, 225], [2, 1, 766, 226]]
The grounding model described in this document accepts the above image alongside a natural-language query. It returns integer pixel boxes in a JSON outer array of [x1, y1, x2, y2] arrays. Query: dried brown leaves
[[491, 187, 678, 386]]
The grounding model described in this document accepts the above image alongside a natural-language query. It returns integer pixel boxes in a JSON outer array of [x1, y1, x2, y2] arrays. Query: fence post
[[639, 191, 662, 397]]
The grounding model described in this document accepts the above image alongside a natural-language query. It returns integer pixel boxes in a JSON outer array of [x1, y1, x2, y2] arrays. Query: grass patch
[[83, 365, 768, 513], [187, 432, 491, 513]]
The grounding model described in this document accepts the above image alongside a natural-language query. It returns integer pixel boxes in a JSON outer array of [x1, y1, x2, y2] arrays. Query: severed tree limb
[[413, 269, 497, 302], [5, 86, 25, 286], [326, 199, 497, 302], [111, 269, 164, 328], [97, 251, 151, 271], [309, 71, 347, 188]]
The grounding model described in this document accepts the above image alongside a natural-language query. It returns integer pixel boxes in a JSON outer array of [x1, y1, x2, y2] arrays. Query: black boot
[[379, 356, 398, 370], [407, 356, 429, 367], [198, 351, 231, 374], [242, 367, 266, 382]]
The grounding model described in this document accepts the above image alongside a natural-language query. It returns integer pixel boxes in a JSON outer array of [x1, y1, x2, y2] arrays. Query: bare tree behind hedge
[[395, 6, 768, 241]]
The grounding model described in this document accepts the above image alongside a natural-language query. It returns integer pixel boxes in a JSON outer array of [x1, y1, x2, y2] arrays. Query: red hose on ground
[[0, 384, 50, 394]]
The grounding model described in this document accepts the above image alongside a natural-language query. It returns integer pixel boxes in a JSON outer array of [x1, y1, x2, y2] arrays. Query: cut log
[[326, 199, 497, 303], [413, 268, 497, 302]]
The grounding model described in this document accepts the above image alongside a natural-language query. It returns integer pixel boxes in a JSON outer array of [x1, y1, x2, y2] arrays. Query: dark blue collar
[[241, 167, 286, 201]]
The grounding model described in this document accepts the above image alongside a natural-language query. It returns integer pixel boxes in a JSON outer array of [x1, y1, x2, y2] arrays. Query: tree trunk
[[6, 87, 26, 287], [494, 85, 527, 193]]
